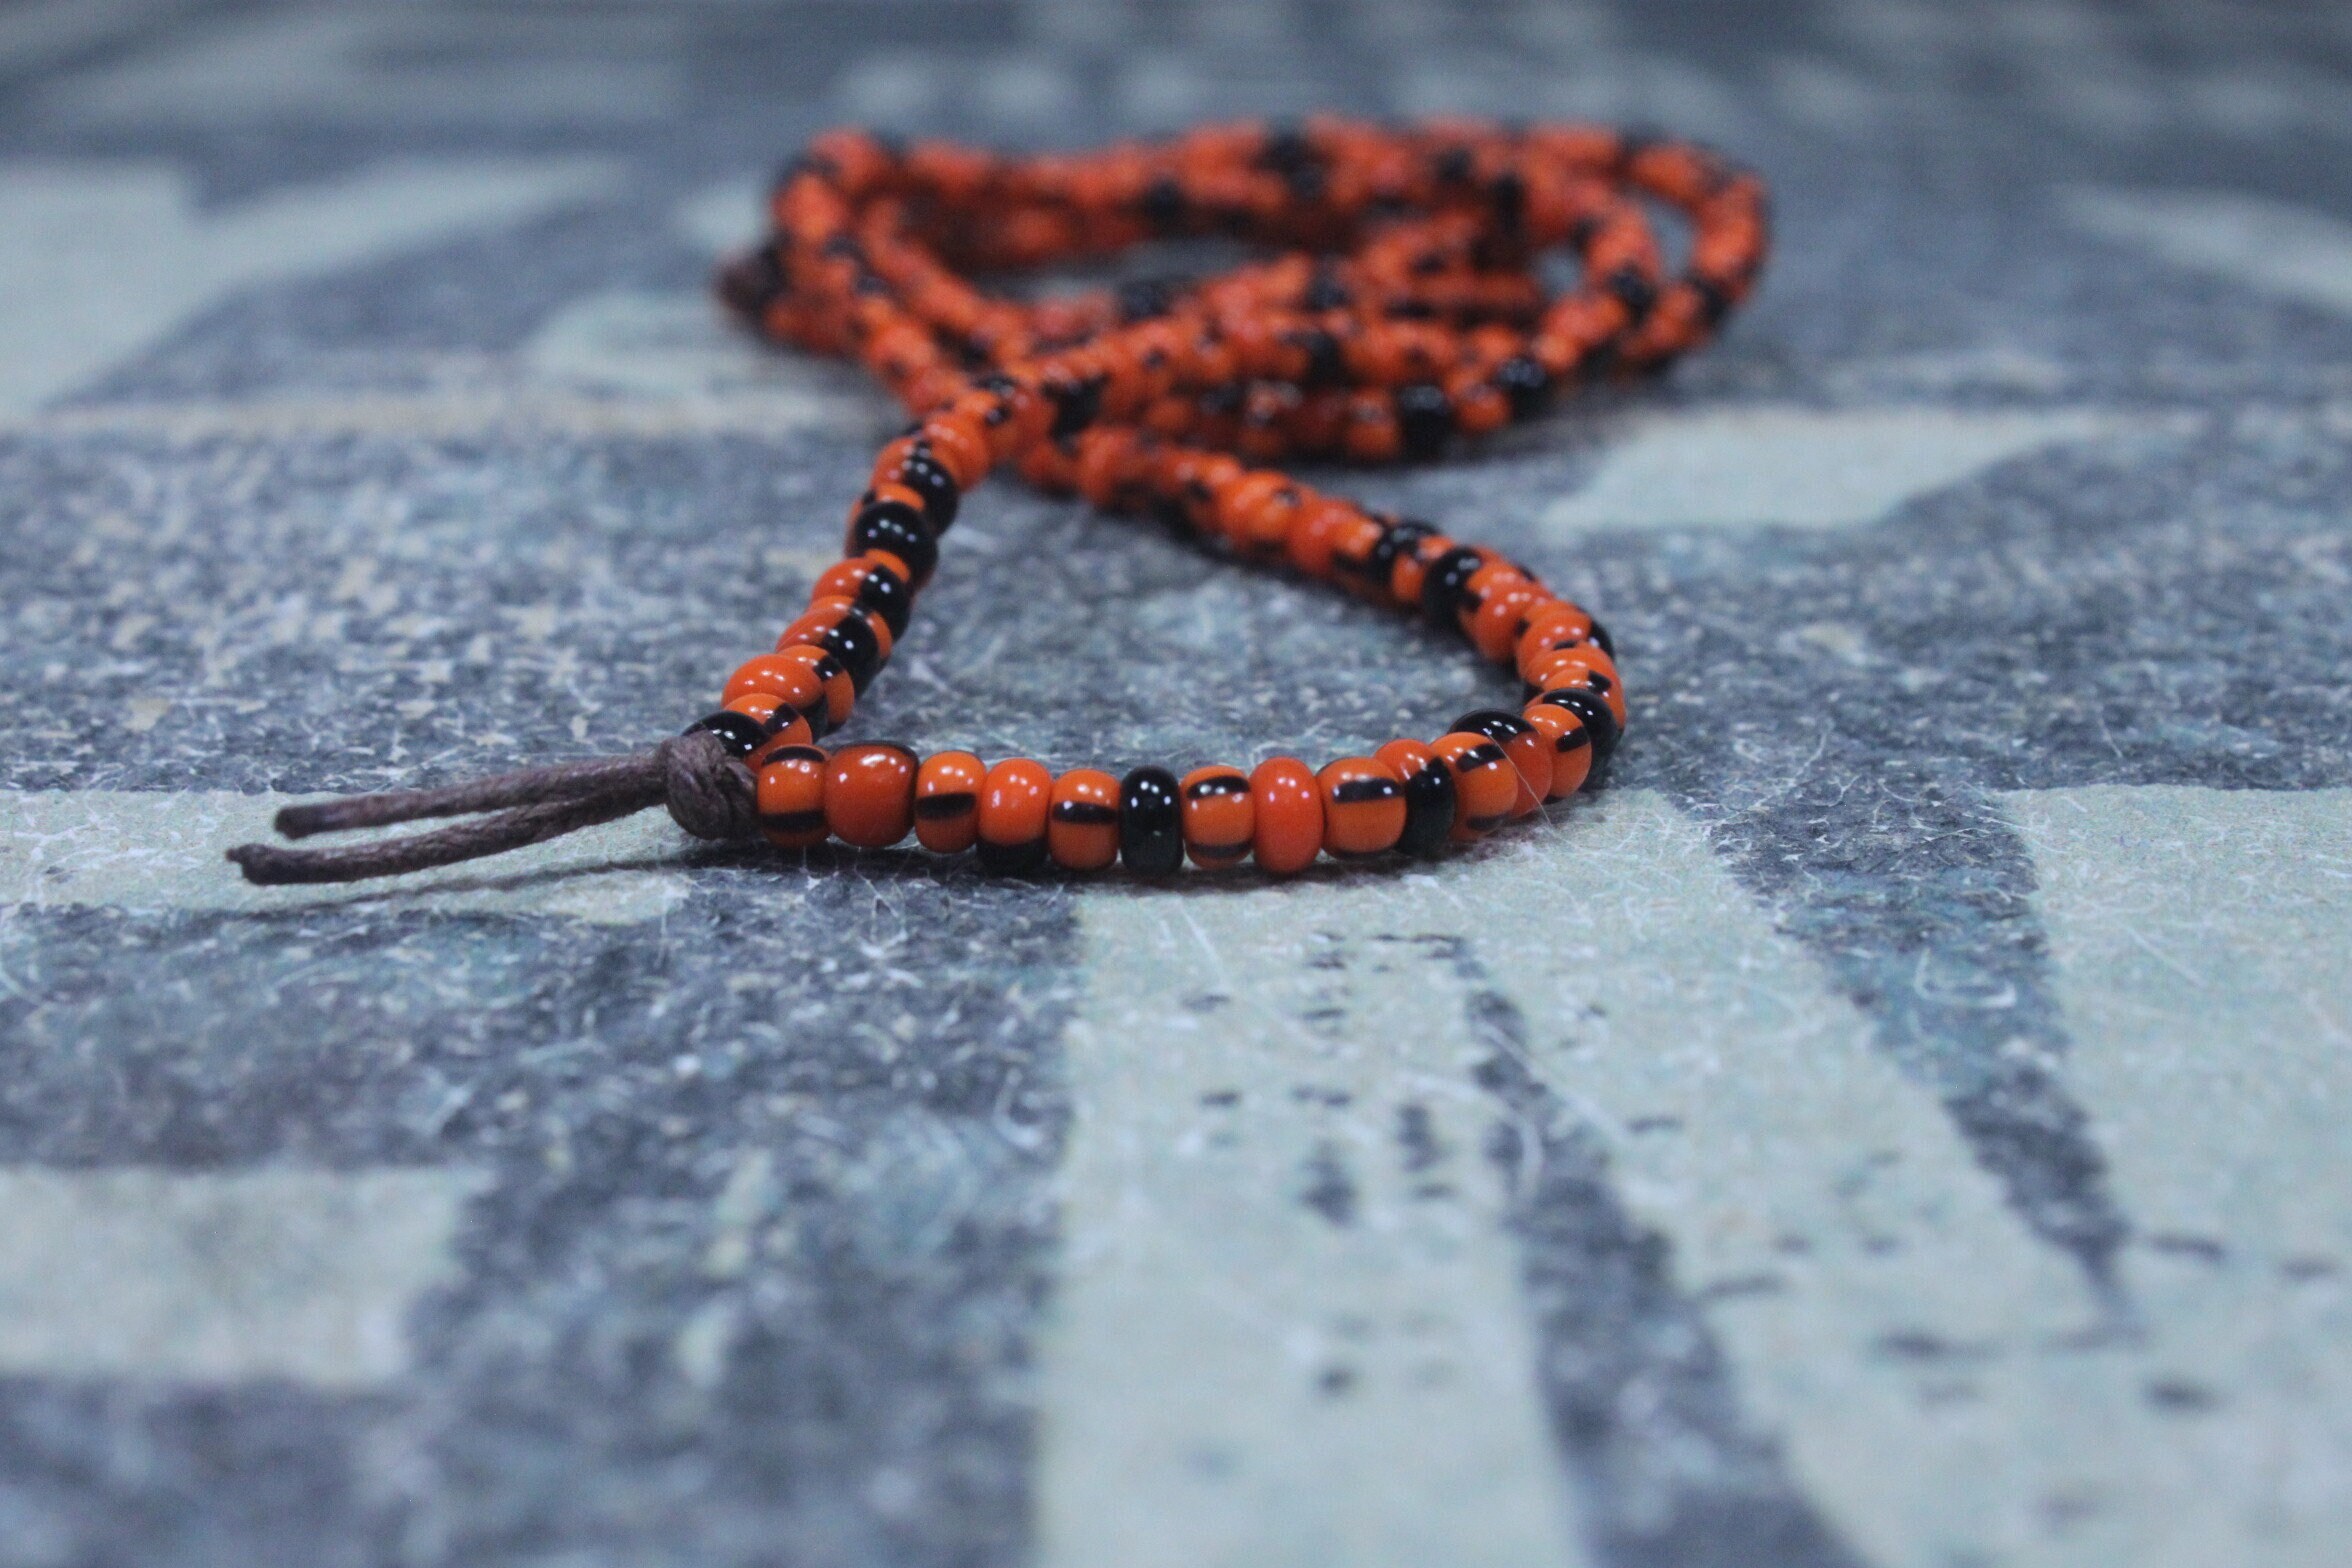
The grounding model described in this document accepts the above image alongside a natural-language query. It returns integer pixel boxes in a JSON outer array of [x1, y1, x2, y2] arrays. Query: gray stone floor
[[1, 2, 2349, 1565]]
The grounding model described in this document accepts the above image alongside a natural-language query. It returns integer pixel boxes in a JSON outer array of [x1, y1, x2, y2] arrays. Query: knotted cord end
[[227, 730, 757, 886]]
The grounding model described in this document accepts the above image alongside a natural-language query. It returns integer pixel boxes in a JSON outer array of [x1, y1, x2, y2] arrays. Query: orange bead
[[1468, 579, 1542, 664], [756, 745, 830, 849], [1432, 730, 1517, 841], [1316, 756, 1407, 858], [1519, 701, 1594, 800], [1179, 765, 1254, 868], [1515, 600, 1599, 671], [1249, 757, 1323, 874], [1047, 767, 1122, 871], [823, 742, 917, 848], [1524, 645, 1626, 726], [723, 651, 809, 708], [1286, 496, 1353, 580], [723, 689, 785, 728], [1455, 561, 1531, 639], [978, 757, 1052, 873], [913, 750, 985, 853], [920, 415, 992, 489]]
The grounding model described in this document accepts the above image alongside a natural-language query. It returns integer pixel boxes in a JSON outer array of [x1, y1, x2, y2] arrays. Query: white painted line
[[1467, 792, 2108, 1567], [1541, 407, 2125, 534], [2008, 785, 2352, 1566], [0, 1166, 483, 1386], [1042, 881, 1587, 1568], [1047, 789, 2346, 1566], [2067, 188, 2352, 319], [0, 155, 617, 415], [1, 789, 693, 925]]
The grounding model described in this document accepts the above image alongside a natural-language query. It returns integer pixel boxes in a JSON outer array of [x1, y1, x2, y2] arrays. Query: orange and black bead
[[914, 749, 985, 853], [813, 552, 915, 639], [1049, 767, 1122, 871], [781, 596, 888, 693], [978, 757, 1051, 873], [1431, 730, 1517, 841], [1179, 765, 1254, 868], [1518, 700, 1594, 799], [845, 494, 938, 588], [756, 744, 830, 849], [1374, 738, 1455, 857], [1316, 756, 1407, 857], [1528, 684, 1620, 765], [1449, 708, 1552, 816]]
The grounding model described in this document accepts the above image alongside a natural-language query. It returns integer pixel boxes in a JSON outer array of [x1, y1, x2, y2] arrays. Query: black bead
[[889, 446, 954, 533], [1607, 264, 1657, 322], [847, 498, 938, 587], [977, 835, 1047, 875], [1116, 275, 1180, 322], [798, 650, 847, 736], [1396, 755, 1456, 857], [1139, 175, 1185, 232], [851, 560, 912, 638], [1374, 517, 1439, 597], [1118, 766, 1184, 877], [1689, 274, 1732, 327], [1586, 617, 1614, 658], [1492, 355, 1551, 416], [1531, 686, 1620, 765], [815, 610, 883, 693], [684, 710, 765, 759], [1419, 546, 1486, 627], [1048, 374, 1105, 438], [1395, 383, 1452, 461]]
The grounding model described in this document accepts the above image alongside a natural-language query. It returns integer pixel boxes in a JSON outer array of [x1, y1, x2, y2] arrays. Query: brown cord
[[226, 730, 757, 886]]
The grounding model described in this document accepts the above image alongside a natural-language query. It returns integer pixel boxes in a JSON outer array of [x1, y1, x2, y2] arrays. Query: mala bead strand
[[699, 117, 1766, 877], [229, 118, 1764, 890]]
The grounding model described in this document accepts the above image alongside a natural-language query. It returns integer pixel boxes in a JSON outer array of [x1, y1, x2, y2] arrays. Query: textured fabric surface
[[1, 2, 2349, 1565]]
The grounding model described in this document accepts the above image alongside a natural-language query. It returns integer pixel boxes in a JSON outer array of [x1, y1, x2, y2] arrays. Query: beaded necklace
[[230, 118, 1766, 886]]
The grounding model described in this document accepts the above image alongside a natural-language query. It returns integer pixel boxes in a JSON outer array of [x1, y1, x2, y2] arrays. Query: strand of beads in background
[[694, 117, 1765, 876]]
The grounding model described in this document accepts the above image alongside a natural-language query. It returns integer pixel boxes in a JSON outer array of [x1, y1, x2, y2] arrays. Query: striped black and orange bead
[[1374, 738, 1456, 857], [781, 596, 889, 693], [1179, 765, 1254, 869], [1431, 731, 1518, 842], [1519, 701, 1595, 800], [813, 552, 915, 640], [1450, 708, 1552, 817], [977, 757, 1051, 873], [1316, 756, 1407, 858], [1048, 767, 1122, 871], [756, 745, 829, 849], [913, 749, 985, 853]]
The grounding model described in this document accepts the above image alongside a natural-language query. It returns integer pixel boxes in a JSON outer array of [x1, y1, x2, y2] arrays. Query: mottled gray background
[[1, 2, 2349, 1565]]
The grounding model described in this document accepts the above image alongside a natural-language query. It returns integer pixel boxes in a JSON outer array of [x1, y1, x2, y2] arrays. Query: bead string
[[229, 117, 1766, 886]]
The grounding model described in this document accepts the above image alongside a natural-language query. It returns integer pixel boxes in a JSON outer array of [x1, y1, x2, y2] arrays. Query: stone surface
[[1, 2, 2348, 1565]]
